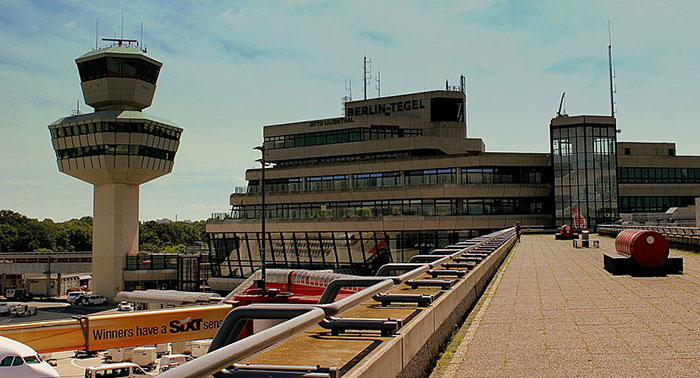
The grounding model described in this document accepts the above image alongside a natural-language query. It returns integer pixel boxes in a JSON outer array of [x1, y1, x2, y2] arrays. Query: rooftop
[[435, 235, 700, 377]]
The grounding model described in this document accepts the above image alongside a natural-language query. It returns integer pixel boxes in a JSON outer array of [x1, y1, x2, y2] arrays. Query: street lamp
[[253, 144, 267, 289]]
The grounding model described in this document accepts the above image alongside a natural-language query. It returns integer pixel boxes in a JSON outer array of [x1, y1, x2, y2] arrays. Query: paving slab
[[437, 234, 700, 378]]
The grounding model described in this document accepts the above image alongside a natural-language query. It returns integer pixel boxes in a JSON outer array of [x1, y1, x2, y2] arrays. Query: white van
[[84, 362, 149, 377], [159, 354, 193, 372], [66, 290, 86, 303]]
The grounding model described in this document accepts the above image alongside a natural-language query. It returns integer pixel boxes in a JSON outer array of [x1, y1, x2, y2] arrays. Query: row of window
[[50, 121, 181, 140], [461, 167, 547, 184], [232, 197, 550, 220], [125, 254, 178, 270], [618, 167, 700, 184], [276, 151, 419, 168], [618, 196, 696, 213], [55, 144, 176, 161], [246, 167, 548, 194], [0, 354, 41, 367], [207, 229, 490, 278], [77, 56, 160, 84], [264, 126, 423, 150]]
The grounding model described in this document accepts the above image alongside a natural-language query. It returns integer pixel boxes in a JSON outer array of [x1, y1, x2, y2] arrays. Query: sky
[[1, 0, 698, 222]]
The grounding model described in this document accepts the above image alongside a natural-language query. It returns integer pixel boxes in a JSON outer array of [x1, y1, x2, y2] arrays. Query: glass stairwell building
[[206, 87, 700, 291]]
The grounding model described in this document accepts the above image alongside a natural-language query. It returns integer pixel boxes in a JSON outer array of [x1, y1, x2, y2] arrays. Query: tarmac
[[434, 234, 700, 377]]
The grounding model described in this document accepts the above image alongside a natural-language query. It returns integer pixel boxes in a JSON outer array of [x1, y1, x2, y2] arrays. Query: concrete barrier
[[346, 235, 516, 377]]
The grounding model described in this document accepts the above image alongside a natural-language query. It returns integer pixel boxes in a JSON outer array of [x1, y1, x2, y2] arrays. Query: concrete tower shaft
[[48, 42, 182, 299]]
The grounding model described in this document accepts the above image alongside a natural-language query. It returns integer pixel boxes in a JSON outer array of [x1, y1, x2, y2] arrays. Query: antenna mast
[[342, 79, 352, 114], [362, 53, 371, 100], [557, 92, 566, 117], [95, 19, 99, 49], [140, 22, 143, 49], [608, 21, 616, 117], [375, 67, 381, 98], [121, 11, 124, 39]]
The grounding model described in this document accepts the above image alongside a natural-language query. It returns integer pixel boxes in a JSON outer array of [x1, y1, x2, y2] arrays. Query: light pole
[[253, 144, 266, 289]]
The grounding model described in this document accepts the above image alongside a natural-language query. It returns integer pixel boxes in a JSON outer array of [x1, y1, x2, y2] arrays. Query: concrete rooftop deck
[[436, 234, 700, 378]]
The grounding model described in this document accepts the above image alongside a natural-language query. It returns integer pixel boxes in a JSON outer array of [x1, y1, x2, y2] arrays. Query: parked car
[[117, 302, 134, 312], [71, 294, 108, 306], [10, 304, 38, 317], [0, 302, 10, 316], [5, 288, 33, 301]]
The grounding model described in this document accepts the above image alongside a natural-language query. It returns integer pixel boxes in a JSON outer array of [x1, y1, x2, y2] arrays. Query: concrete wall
[[92, 183, 139, 298], [346, 235, 516, 377]]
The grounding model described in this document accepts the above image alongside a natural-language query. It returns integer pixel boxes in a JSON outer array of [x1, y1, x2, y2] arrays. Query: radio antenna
[[608, 20, 616, 117], [375, 67, 381, 98], [140, 22, 143, 49], [120, 11, 124, 39], [362, 52, 372, 100], [95, 18, 99, 49]]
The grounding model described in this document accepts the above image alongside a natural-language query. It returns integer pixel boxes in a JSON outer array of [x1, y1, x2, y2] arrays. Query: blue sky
[[1, 0, 698, 221]]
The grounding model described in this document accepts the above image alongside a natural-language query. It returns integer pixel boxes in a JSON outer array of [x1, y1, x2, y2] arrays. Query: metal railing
[[160, 228, 515, 378], [598, 224, 700, 239]]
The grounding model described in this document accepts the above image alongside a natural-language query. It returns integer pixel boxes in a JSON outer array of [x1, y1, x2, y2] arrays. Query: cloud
[[544, 57, 605, 74], [1, 0, 700, 221], [219, 8, 248, 25]]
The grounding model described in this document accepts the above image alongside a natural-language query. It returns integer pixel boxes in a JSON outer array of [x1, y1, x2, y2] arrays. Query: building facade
[[206, 87, 700, 291]]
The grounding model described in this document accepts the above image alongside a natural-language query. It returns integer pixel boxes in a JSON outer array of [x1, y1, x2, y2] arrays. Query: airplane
[[0, 336, 60, 377]]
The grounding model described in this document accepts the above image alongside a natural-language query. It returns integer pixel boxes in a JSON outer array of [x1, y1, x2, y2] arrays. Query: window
[[0, 356, 13, 366], [22, 355, 40, 364], [78, 57, 160, 84], [12, 356, 23, 366], [624, 148, 630, 155]]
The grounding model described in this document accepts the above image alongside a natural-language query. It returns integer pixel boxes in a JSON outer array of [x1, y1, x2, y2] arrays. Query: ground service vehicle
[[5, 289, 33, 301], [159, 354, 192, 372], [0, 302, 10, 316], [67, 290, 88, 303], [10, 304, 38, 317], [0, 336, 60, 377], [84, 362, 150, 377], [117, 302, 134, 311], [72, 294, 108, 306]]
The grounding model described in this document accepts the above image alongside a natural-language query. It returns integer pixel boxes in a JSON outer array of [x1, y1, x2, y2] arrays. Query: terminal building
[[206, 84, 700, 291]]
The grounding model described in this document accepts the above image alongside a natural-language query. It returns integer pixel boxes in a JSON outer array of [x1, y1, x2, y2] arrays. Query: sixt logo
[[169, 316, 203, 334]]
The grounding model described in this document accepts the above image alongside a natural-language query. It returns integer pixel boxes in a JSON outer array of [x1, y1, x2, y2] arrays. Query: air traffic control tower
[[48, 39, 183, 299]]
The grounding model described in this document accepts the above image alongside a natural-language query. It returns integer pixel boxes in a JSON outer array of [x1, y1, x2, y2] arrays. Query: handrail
[[598, 224, 700, 239], [160, 228, 515, 378]]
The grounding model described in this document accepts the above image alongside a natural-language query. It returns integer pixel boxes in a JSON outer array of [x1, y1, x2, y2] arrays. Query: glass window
[[12, 356, 23, 366], [23, 355, 40, 364], [0, 356, 13, 366]]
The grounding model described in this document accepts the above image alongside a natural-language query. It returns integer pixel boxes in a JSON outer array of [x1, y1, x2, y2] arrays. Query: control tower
[[48, 38, 183, 299]]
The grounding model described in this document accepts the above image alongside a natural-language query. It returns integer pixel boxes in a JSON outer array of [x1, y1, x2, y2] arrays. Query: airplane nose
[[37, 363, 61, 377]]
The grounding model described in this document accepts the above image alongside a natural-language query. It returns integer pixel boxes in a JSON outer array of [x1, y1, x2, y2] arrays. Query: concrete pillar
[[92, 183, 140, 300]]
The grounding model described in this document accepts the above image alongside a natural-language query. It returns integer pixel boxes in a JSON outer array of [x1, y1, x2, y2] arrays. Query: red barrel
[[560, 225, 574, 238], [615, 229, 669, 268]]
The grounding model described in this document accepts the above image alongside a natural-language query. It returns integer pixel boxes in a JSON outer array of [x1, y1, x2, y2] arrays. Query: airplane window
[[0, 356, 13, 366], [12, 356, 24, 366], [23, 355, 41, 364]]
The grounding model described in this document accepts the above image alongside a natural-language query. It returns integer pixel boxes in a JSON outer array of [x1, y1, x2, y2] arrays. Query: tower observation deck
[[48, 39, 183, 299]]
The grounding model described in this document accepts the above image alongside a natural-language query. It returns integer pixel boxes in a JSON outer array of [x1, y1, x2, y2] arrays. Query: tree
[[0, 224, 18, 252]]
